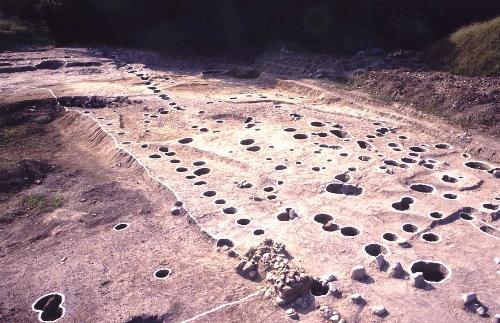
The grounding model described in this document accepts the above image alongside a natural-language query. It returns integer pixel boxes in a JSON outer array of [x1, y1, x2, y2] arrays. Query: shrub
[[425, 16, 500, 76]]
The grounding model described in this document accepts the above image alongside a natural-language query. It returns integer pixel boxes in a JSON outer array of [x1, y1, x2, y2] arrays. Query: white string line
[[179, 291, 260, 323]]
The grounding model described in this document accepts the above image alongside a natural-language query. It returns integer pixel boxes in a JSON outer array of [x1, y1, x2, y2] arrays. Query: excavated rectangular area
[[1, 48, 499, 323]]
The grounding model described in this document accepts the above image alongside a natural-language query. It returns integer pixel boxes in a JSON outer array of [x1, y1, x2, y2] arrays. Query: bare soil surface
[[254, 50, 500, 139], [0, 47, 499, 323]]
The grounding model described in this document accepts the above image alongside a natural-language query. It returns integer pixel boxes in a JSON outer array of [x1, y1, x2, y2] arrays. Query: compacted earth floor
[[0, 47, 499, 323]]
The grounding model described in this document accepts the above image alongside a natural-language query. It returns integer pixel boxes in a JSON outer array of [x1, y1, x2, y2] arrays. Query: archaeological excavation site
[[0, 1, 499, 323]]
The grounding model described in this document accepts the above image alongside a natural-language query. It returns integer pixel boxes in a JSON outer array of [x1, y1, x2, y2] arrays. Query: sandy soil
[[0, 47, 499, 323]]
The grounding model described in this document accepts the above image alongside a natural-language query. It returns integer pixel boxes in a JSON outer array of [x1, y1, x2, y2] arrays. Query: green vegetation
[[426, 16, 500, 76], [21, 193, 63, 213], [0, 126, 26, 145], [0, 16, 51, 50], [0, 17, 32, 34]]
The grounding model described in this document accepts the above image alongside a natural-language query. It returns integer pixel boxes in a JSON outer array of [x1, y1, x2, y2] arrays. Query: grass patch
[[0, 126, 27, 145], [21, 194, 63, 213], [425, 16, 500, 76]]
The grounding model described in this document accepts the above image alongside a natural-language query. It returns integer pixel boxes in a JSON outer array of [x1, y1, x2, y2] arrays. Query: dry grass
[[425, 16, 500, 76]]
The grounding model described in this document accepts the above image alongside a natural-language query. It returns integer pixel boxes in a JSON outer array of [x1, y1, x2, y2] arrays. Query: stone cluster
[[236, 239, 314, 309]]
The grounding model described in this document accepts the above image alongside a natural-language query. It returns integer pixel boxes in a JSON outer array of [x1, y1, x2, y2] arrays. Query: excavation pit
[[364, 243, 388, 257], [410, 260, 450, 283], [154, 268, 171, 279], [341, 226, 360, 237], [402, 223, 418, 233], [310, 279, 330, 296]]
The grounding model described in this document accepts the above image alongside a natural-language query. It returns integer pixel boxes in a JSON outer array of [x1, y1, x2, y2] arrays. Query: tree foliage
[[1, 0, 499, 52]]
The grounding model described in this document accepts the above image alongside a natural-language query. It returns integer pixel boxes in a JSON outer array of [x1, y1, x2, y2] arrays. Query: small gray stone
[[373, 254, 388, 270], [476, 306, 488, 317], [462, 292, 478, 305], [397, 238, 411, 248], [329, 314, 341, 322], [388, 262, 405, 278], [494, 257, 500, 265], [235, 260, 247, 272], [242, 261, 255, 273], [372, 305, 388, 317], [289, 208, 299, 219], [411, 272, 426, 288], [493, 313, 500, 323], [322, 273, 337, 282], [276, 297, 287, 306], [350, 293, 363, 304], [286, 308, 298, 319], [321, 308, 333, 319], [350, 265, 366, 280], [170, 206, 181, 216]]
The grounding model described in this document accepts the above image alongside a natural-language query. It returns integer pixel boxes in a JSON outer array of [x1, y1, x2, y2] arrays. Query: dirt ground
[[0, 92, 291, 323], [0, 47, 499, 323]]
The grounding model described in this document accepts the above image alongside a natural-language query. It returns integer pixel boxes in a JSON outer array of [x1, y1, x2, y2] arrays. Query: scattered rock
[[372, 305, 388, 317], [411, 272, 426, 288], [276, 296, 287, 306], [350, 293, 364, 304], [461, 292, 488, 317], [170, 206, 181, 216], [372, 254, 388, 270], [328, 284, 341, 298], [329, 313, 341, 322], [388, 262, 405, 278], [286, 308, 298, 320], [493, 313, 500, 323], [319, 304, 334, 319], [476, 306, 488, 317], [322, 273, 337, 282], [462, 293, 478, 305], [350, 265, 366, 280], [397, 238, 411, 248]]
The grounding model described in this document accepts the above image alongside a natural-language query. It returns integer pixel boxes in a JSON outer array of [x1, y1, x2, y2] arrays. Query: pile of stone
[[236, 239, 315, 309]]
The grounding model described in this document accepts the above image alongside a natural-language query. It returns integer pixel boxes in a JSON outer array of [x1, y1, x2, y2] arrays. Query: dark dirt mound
[[351, 68, 500, 136], [0, 99, 62, 127], [57, 95, 130, 109], [35, 59, 65, 70], [0, 159, 53, 193]]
